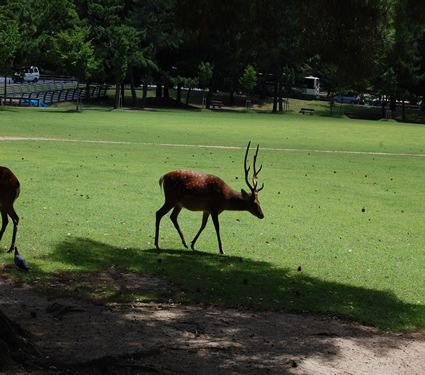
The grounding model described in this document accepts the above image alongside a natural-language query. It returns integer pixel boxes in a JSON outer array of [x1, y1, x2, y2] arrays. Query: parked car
[[370, 98, 382, 106], [13, 66, 40, 83], [333, 94, 358, 104]]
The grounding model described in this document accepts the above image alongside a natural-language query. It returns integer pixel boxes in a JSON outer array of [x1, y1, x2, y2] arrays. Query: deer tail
[[159, 175, 165, 191]]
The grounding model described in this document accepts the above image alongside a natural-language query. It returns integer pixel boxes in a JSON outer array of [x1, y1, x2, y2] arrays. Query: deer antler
[[244, 142, 264, 194]]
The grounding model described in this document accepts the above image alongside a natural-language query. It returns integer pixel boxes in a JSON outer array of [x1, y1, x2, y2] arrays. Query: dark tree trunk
[[229, 91, 234, 106], [3, 72, 7, 105], [206, 68, 217, 109], [185, 87, 192, 107], [156, 83, 162, 98], [114, 79, 121, 109], [141, 82, 148, 109], [129, 68, 137, 107], [390, 96, 396, 112], [273, 79, 278, 113], [401, 100, 406, 122], [278, 80, 283, 112], [176, 83, 182, 105], [0, 310, 43, 371], [85, 82, 90, 103]]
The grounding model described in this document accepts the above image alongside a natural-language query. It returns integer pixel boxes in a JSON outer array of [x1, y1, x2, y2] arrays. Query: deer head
[[241, 141, 264, 218]]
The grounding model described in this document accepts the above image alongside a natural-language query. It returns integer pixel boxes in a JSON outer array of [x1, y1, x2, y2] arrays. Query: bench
[[345, 112, 357, 119], [210, 100, 224, 109], [300, 108, 314, 115]]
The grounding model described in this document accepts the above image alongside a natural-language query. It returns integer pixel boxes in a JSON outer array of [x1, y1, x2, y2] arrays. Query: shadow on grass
[[32, 237, 425, 332]]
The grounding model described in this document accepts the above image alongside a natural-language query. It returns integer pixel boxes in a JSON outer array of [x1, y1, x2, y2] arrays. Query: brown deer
[[0, 167, 21, 253], [155, 142, 264, 254]]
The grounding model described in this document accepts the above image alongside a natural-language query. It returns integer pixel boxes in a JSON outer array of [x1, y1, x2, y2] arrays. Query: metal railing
[[0, 83, 110, 106]]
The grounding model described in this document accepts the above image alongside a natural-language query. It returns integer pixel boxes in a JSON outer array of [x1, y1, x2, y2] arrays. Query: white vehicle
[[334, 94, 358, 104], [13, 66, 40, 83], [299, 76, 320, 99]]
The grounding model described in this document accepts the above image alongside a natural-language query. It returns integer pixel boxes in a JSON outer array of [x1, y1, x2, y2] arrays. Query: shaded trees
[[0, 0, 79, 104], [128, 0, 179, 108], [175, 0, 247, 108], [245, 0, 301, 112], [1, 0, 425, 117], [0, 5, 20, 75], [11, 0, 79, 71], [240, 64, 257, 106], [300, 0, 392, 91], [0, 12, 20, 99], [83, 0, 138, 108], [55, 26, 98, 110], [382, 0, 425, 120]]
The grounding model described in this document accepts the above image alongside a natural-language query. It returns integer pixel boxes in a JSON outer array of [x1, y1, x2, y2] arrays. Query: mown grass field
[[0, 106, 424, 332]]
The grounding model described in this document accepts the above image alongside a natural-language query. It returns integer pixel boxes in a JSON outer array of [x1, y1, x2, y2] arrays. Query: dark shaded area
[[2, 275, 423, 374], [35, 237, 425, 332], [0, 310, 43, 372], [1, 232, 425, 373]]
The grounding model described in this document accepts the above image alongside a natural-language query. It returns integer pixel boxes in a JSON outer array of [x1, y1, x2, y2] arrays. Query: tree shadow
[[37, 236, 425, 333]]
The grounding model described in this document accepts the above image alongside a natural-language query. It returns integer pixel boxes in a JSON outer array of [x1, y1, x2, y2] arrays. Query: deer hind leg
[[170, 205, 188, 248], [191, 212, 209, 251], [0, 206, 18, 253], [0, 209, 8, 243], [7, 208, 19, 253], [155, 202, 176, 250]]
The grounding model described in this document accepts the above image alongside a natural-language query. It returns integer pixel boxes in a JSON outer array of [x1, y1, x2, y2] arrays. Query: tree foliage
[[55, 26, 98, 82], [0, 21, 20, 73], [1, 0, 425, 116], [239, 65, 257, 96], [198, 62, 213, 90], [299, 0, 393, 88]]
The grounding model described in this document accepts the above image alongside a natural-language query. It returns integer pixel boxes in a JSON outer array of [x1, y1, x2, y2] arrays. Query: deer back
[[160, 170, 228, 210], [160, 169, 263, 217], [0, 167, 20, 207]]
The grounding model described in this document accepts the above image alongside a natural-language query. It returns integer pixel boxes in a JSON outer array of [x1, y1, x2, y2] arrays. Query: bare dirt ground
[[1, 275, 424, 375]]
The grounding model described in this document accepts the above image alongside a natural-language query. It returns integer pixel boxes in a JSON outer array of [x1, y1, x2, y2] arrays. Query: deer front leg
[[191, 212, 209, 251], [170, 206, 188, 248], [8, 209, 19, 253], [210, 212, 224, 254]]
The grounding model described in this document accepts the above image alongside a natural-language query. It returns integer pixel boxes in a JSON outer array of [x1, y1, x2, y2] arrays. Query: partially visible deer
[[0, 167, 21, 253], [155, 142, 264, 254]]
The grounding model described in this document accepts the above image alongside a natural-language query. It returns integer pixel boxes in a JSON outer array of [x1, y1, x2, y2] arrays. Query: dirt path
[[2, 136, 425, 157], [0, 277, 424, 374]]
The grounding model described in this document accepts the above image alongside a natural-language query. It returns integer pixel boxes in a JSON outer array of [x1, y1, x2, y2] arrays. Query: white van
[[13, 66, 40, 83], [334, 94, 358, 104]]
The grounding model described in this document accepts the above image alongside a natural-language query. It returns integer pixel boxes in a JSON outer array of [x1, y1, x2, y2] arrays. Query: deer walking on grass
[[155, 142, 264, 254], [0, 167, 21, 253]]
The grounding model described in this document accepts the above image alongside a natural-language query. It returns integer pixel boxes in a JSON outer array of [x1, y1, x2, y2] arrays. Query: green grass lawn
[[1, 106, 424, 332]]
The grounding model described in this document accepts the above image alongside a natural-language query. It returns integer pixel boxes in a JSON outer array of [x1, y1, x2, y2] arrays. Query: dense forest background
[[1, 0, 425, 111]]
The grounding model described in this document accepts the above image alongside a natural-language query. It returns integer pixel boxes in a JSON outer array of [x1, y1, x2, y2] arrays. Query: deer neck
[[226, 189, 250, 211]]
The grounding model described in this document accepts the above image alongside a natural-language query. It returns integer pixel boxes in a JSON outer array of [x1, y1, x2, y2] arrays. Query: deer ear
[[241, 189, 250, 199]]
